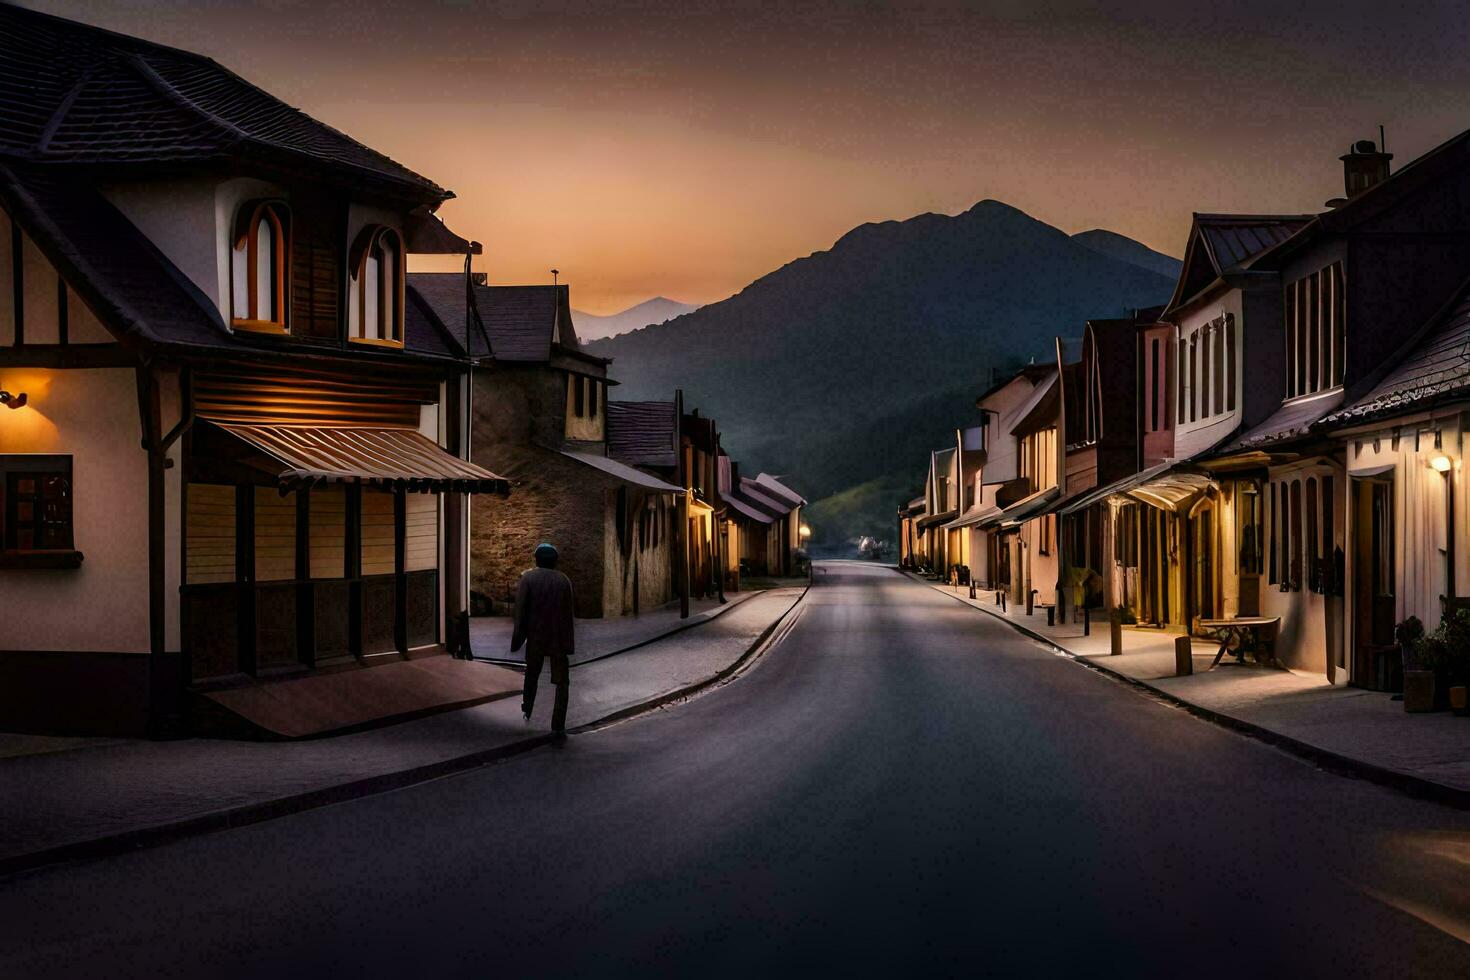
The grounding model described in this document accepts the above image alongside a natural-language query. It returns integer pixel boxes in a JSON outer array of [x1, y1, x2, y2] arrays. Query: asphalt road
[[2, 561, 1468, 978]]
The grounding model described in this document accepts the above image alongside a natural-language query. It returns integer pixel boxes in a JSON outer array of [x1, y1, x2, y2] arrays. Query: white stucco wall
[[1345, 417, 1468, 653], [0, 368, 163, 654], [102, 177, 223, 317], [1173, 291, 1244, 460]]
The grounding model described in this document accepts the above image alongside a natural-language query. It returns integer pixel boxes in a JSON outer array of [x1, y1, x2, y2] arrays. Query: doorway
[[1351, 477, 1396, 688], [1189, 501, 1217, 630]]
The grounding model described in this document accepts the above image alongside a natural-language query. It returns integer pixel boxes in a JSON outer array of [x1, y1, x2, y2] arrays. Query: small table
[[1198, 617, 1282, 668]]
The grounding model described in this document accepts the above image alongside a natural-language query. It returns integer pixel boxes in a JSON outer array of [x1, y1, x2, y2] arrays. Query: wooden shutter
[[290, 202, 341, 341]]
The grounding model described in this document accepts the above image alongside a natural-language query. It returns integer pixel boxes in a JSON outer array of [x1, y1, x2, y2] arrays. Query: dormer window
[[348, 225, 404, 346], [1285, 262, 1345, 397], [230, 201, 290, 333]]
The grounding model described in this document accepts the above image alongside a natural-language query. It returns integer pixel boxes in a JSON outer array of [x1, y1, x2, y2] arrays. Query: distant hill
[[572, 297, 700, 341], [1071, 229, 1182, 279], [588, 200, 1179, 546]]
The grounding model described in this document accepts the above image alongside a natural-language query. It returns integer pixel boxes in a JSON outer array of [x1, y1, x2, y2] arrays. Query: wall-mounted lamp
[[799, 524, 812, 539], [1430, 454, 1453, 473], [0, 389, 27, 410]]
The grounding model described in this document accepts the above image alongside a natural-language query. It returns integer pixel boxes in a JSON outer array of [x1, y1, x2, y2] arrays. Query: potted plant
[[1392, 616, 1423, 694], [1401, 616, 1439, 713], [1438, 609, 1470, 712]]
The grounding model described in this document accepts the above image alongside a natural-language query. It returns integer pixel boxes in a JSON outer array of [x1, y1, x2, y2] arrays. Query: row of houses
[[0, 5, 802, 736], [902, 132, 1470, 692]]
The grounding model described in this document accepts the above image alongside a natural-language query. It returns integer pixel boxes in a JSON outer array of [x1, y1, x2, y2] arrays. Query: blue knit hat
[[534, 542, 559, 567]]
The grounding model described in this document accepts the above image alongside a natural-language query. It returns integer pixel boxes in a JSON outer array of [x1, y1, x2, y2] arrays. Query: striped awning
[[208, 421, 508, 494]]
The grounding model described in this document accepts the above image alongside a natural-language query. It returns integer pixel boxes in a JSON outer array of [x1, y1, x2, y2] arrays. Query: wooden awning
[[208, 421, 508, 494]]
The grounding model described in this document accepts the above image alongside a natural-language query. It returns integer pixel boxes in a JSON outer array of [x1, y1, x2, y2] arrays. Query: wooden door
[[1191, 505, 1217, 628], [1351, 478, 1396, 687]]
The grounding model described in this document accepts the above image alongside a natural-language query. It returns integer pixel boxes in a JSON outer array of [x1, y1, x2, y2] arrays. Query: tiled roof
[[1196, 215, 1311, 274], [473, 284, 585, 362], [1324, 284, 1470, 425], [406, 273, 480, 357], [0, 161, 226, 348], [0, 4, 445, 200], [0, 161, 458, 364], [404, 282, 465, 360], [606, 400, 678, 468]]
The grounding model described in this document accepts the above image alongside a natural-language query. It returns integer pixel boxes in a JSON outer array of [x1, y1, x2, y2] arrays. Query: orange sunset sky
[[31, 0, 1470, 314]]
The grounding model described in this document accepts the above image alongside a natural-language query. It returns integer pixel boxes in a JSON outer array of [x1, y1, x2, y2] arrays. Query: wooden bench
[[1198, 617, 1282, 669]]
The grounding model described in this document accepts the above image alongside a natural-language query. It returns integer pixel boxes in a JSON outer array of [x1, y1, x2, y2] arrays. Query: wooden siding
[[193, 363, 436, 427], [185, 483, 235, 585], [404, 492, 437, 572], [360, 489, 395, 575], [253, 487, 296, 581], [308, 485, 347, 579], [290, 235, 340, 342]]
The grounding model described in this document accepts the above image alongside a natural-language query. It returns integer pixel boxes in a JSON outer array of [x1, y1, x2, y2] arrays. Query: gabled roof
[[0, 160, 226, 349], [606, 400, 678, 468], [0, 4, 446, 201], [975, 362, 1053, 407], [1010, 370, 1059, 438], [1164, 214, 1313, 315], [406, 273, 482, 358], [404, 282, 467, 360], [476, 284, 583, 362], [752, 473, 806, 507], [0, 161, 457, 364], [1323, 280, 1470, 426], [740, 478, 798, 517]]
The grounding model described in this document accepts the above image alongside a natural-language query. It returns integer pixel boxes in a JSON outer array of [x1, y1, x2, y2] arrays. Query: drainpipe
[[136, 363, 193, 738]]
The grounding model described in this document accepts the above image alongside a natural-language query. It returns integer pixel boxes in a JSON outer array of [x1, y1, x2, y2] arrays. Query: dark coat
[[512, 566, 576, 667]]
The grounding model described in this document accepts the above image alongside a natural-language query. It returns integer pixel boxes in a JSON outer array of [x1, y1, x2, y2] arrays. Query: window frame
[[0, 454, 81, 568], [347, 225, 406, 348], [230, 200, 291, 334]]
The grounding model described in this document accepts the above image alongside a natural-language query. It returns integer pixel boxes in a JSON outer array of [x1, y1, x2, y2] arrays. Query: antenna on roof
[[1379, 125, 1386, 153], [551, 268, 559, 287]]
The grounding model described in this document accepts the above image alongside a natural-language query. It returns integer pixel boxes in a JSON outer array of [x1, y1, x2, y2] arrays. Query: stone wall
[[471, 366, 609, 617]]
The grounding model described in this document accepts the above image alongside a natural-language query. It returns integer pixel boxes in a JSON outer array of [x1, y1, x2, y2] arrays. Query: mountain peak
[[1070, 229, 1182, 279], [572, 296, 700, 341]]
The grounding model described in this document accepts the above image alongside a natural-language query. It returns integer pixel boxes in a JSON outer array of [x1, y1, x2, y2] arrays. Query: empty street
[[1, 561, 1466, 978]]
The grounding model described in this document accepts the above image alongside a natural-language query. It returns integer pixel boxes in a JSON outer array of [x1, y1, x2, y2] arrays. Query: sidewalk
[[0, 587, 806, 876], [470, 591, 758, 667], [914, 574, 1470, 802]]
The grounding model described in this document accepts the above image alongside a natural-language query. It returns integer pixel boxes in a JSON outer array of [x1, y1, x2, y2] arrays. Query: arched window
[[230, 201, 290, 332], [348, 225, 404, 346]]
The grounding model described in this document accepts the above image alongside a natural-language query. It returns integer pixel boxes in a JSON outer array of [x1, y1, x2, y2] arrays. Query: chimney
[[1338, 137, 1392, 201]]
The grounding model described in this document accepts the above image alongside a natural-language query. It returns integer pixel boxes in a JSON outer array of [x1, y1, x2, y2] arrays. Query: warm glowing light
[[799, 524, 812, 539], [0, 370, 58, 452], [1430, 454, 1453, 473]]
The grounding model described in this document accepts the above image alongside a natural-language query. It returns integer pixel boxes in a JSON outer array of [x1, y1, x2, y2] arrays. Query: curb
[[907, 570, 1470, 810], [474, 590, 761, 670], [0, 587, 812, 880]]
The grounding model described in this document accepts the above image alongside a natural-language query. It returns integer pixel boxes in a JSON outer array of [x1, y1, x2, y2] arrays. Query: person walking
[[512, 542, 576, 735]]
